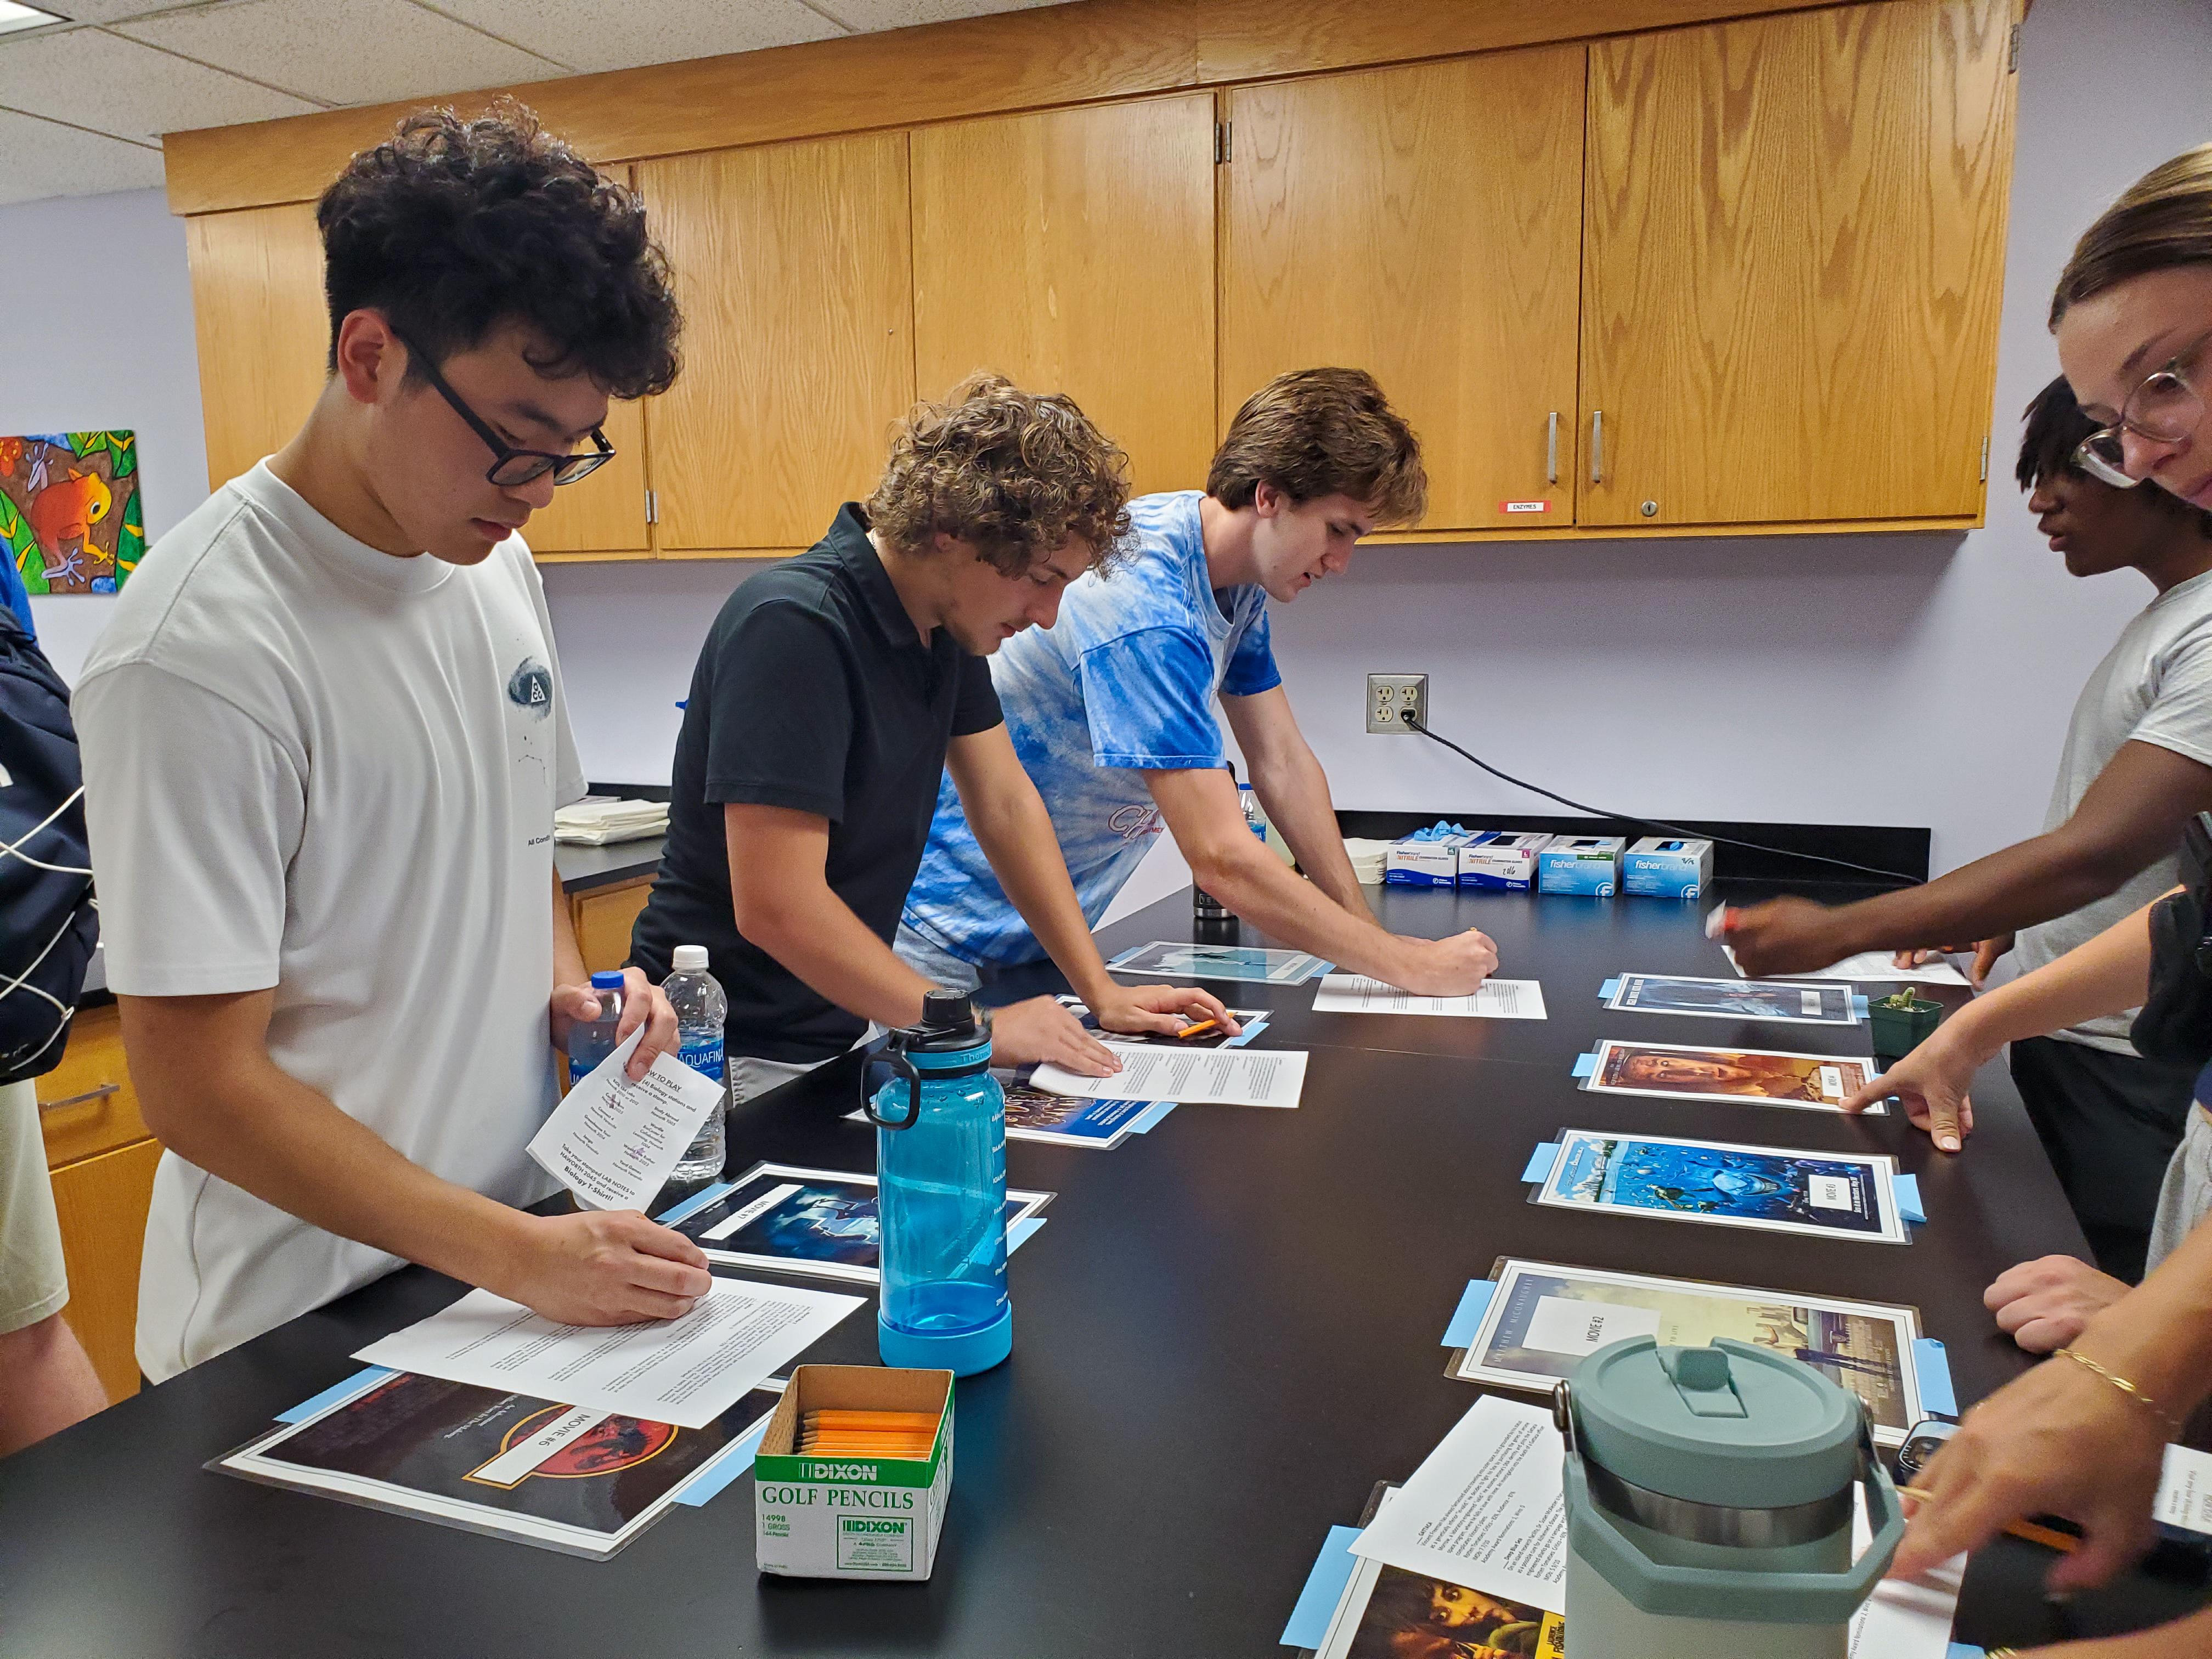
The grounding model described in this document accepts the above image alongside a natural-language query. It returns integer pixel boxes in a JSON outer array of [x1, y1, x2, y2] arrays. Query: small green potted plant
[[1869, 986, 1944, 1061]]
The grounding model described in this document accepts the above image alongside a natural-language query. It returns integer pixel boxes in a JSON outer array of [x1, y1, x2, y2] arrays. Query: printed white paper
[[1848, 1491, 1963, 1657], [1030, 1042, 1307, 1108], [1348, 1395, 1568, 1615], [527, 1028, 727, 1212], [1313, 974, 1548, 1020], [1727, 946, 1970, 988], [355, 1278, 862, 1431], [2158, 1444, 2212, 1534]]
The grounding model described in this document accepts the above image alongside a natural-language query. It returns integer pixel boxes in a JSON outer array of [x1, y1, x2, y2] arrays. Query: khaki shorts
[[2147, 1102, 2212, 1277], [0, 1077, 70, 1336]]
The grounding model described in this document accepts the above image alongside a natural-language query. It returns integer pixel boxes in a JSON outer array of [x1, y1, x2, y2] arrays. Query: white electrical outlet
[[1366, 673, 1428, 735]]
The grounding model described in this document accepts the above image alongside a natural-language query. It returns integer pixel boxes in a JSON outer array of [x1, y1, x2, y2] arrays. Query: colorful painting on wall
[[0, 431, 144, 596]]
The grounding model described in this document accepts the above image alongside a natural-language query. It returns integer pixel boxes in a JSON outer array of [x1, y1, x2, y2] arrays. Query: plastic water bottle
[[567, 970, 628, 1085], [865, 990, 1012, 1375], [663, 945, 730, 1184], [1239, 780, 1268, 842]]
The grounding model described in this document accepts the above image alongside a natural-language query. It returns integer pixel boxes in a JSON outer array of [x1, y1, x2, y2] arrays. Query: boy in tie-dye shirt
[[900, 369, 1499, 997]]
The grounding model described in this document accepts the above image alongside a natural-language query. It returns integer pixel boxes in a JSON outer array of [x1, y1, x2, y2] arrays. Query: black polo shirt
[[630, 504, 1002, 1062]]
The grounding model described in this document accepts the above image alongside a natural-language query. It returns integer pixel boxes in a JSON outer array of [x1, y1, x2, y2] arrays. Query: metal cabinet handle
[[1545, 411, 1559, 485], [39, 1082, 119, 1114], [1590, 410, 1604, 484]]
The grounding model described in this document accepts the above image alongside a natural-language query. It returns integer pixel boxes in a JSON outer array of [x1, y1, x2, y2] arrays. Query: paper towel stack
[[1343, 838, 1392, 885], [555, 797, 670, 845]]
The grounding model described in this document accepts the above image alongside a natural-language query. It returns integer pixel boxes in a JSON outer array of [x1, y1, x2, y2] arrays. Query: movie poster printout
[[1055, 994, 1271, 1048], [1532, 1130, 1907, 1245], [217, 1372, 784, 1558], [999, 1082, 1159, 1149], [1451, 1260, 1922, 1443], [670, 1164, 1052, 1282], [1105, 940, 1331, 984], [1605, 973, 1859, 1026], [1583, 1039, 1884, 1113], [1316, 1488, 1564, 1659]]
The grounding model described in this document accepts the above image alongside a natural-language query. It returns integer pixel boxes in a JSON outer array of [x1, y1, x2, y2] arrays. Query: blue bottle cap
[[589, 970, 625, 989]]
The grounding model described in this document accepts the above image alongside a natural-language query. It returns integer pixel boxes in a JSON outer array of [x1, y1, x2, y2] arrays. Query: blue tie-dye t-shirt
[[901, 490, 1280, 966]]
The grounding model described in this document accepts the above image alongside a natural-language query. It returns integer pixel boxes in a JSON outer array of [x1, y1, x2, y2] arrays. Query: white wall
[[4, 188, 208, 684], [13, 0, 2209, 905]]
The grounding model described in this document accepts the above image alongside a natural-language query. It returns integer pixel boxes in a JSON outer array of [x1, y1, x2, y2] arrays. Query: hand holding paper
[[529, 1028, 728, 1213]]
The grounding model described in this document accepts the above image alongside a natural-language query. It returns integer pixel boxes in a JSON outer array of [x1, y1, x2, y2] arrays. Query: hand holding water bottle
[[551, 964, 675, 1082]]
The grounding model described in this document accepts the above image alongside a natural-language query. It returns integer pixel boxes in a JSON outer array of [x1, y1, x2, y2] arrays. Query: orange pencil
[[1175, 1018, 1220, 1041], [1900, 1487, 2079, 1554]]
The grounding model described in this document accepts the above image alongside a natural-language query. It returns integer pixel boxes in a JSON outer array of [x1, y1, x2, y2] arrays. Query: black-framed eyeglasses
[[2073, 329, 2210, 490], [394, 330, 616, 488]]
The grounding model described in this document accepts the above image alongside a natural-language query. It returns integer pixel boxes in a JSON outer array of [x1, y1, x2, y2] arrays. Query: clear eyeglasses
[[2073, 332, 2209, 489]]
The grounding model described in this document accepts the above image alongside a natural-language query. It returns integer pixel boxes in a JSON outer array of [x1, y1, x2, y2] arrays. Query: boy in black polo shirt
[[632, 376, 1230, 1110]]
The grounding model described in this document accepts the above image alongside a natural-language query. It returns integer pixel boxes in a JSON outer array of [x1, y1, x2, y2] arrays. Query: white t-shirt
[[72, 462, 585, 1380], [2016, 568, 2212, 1052]]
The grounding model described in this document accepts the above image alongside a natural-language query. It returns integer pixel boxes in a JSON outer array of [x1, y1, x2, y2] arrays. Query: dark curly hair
[[866, 374, 1132, 576], [1209, 368, 1427, 527], [318, 101, 680, 398]]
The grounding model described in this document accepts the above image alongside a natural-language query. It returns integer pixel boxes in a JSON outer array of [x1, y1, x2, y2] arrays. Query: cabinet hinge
[[1980, 435, 1990, 483], [1214, 121, 1232, 166], [2007, 23, 2020, 72], [645, 488, 658, 524]]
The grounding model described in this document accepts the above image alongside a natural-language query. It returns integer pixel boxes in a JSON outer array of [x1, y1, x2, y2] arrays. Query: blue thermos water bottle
[[866, 990, 1013, 1375]]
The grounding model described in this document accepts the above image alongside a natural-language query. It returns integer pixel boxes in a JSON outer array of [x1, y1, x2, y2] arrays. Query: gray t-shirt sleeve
[[2126, 625, 2212, 771]]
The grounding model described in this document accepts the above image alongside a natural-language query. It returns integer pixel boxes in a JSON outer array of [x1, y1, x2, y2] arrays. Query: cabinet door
[[1579, 0, 2015, 527], [571, 878, 655, 975], [36, 1003, 146, 1170], [50, 1137, 163, 1401], [642, 134, 916, 554], [912, 95, 1216, 498], [1221, 48, 1587, 531], [517, 394, 652, 560], [186, 202, 328, 493]]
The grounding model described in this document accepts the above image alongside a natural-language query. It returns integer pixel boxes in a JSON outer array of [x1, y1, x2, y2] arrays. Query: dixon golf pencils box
[[755, 1365, 952, 1581], [1622, 836, 1714, 899], [1458, 831, 1552, 890], [1537, 835, 1625, 896], [1385, 829, 1481, 888]]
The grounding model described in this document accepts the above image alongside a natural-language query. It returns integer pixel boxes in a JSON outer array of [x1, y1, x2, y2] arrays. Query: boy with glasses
[[896, 369, 1499, 1000], [72, 106, 712, 1382], [1729, 376, 2212, 1282]]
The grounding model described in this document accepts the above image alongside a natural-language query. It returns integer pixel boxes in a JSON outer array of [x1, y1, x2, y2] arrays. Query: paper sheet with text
[[1727, 946, 1970, 988], [355, 1278, 862, 1430], [527, 1028, 726, 1212], [1031, 1042, 1307, 1107], [1313, 974, 1547, 1019]]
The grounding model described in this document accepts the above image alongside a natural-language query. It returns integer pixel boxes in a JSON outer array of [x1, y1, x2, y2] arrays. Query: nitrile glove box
[[1537, 835, 1625, 896], [755, 1365, 953, 1581], [1458, 831, 1552, 890], [1385, 832, 1481, 887], [1622, 836, 1714, 899]]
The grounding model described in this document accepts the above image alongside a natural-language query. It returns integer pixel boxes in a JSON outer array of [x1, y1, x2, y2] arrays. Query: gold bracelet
[[2055, 1346, 2181, 1438]]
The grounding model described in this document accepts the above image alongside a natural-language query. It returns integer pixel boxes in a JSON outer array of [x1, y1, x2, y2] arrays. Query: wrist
[[462, 1204, 543, 1302]]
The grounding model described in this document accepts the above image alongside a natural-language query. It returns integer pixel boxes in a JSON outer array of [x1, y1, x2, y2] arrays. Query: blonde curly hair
[[867, 374, 1132, 575]]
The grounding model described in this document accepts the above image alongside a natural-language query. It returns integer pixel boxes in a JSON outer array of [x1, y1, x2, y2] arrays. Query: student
[[628, 375, 1232, 1109], [1728, 374, 2212, 1282], [896, 369, 1498, 997], [72, 108, 711, 1384], [1882, 147, 2212, 1641]]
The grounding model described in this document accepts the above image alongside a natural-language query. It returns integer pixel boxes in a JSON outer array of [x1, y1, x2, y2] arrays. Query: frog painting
[[0, 431, 144, 595]]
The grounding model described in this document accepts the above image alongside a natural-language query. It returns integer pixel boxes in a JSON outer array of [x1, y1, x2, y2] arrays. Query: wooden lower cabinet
[[49, 1138, 161, 1401], [569, 876, 655, 975]]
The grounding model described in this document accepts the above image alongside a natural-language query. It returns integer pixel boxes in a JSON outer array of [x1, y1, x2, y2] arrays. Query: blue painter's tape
[[654, 1180, 740, 1227], [672, 1431, 770, 1508], [1948, 1645, 1988, 1658], [1572, 1052, 1598, 1078], [277, 1366, 397, 1424], [1128, 1101, 1177, 1134], [1008, 1216, 1046, 1253], [1280, 1525, 1363, 1647], [1223, 1014, 1271, 1050], [1853, 994, 1870, 1019], [1914, 1338, 1958, 1418], [1599, 979, 1620, 1000], [1442, 1279, 1498, 1348], [1521, 1142, 1562, 1185], [1895, 1173, 1927, 1223]]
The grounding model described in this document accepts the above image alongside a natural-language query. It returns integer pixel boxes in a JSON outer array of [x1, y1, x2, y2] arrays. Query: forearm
[[1932, 897, 2161, 1066], [551, 869, 586, 990], [742, 887, 936, 1029], [1190, 835, 1410, 980], [1246, 747, 1367, 915], [964, 787, 1119, 1007], [2074, 1206, 2212, 1421], [1818, 833, 2137, 955]]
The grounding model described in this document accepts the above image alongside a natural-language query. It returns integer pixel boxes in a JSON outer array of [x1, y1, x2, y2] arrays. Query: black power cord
[[1397, 710, 1925, 887]]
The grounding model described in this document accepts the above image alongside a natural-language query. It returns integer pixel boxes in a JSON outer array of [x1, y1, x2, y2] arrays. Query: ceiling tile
[[422, 0, 840, 77], [25, 1, 188, 22], [0, 106, 161, 204], [116, 0, 566, 107], [0, 26, 318, 143], [805, 0, 1066, 30]]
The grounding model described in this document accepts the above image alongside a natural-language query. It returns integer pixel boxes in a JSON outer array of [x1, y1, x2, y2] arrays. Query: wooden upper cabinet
[[642, 133, 916, 554], [186, 202, 328, 492], [517, 394, 651, 560], [1579, 0, 2016, 528], [911, 95, 1216, 498], [1220, 47, 1588, 532]]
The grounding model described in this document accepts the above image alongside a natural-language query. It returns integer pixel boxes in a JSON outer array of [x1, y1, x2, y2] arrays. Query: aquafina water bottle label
[[678, 1034, 726, 1083]]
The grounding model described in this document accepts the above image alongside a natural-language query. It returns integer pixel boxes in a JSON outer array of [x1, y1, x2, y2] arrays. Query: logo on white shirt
[[507, 658, 553, 720]]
